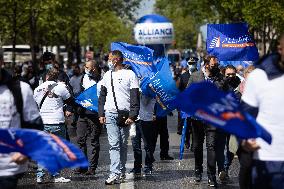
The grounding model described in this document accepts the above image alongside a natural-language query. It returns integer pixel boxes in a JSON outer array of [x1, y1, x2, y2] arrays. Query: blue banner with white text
[[207, 23, 259, 61], [0, 128, 88, 174], [111, 42, 156, 79], [170, 81, 272, 144], [75, 84, 98, 112]]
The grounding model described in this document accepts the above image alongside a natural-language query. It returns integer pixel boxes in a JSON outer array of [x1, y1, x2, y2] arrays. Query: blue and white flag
[[207, 23, 259, 61], [147, 58, 179, 116], [75, 84, 98, 112], [0, 128, 88, 174], [170, 81, 272, 144], [111, 42, 156, 79]]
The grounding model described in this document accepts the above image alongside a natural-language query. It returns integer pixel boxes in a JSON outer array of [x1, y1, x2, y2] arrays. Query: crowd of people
[[0, 33, 283, 189]]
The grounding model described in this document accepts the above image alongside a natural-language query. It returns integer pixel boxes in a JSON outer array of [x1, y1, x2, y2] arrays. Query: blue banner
[[75, 84, 98, 112], [169, 81, 272, 144], [0, 128, 88, 174], [111, 42, 156, 79], [179, 119, 188, 160], [207, 23, 259, 61], [147, 58, 179, 116]]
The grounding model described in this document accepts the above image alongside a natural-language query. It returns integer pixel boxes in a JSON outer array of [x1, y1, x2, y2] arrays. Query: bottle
[[129, 122, 136, 138]]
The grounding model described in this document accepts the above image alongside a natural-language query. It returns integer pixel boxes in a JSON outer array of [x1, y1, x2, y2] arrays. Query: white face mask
[[85, 68, 92, 76], [187, 64, 196, 72], [108, 60, 115, 70]]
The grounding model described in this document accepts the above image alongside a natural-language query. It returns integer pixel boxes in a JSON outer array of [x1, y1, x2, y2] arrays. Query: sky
[[135, 0, 155, 19]]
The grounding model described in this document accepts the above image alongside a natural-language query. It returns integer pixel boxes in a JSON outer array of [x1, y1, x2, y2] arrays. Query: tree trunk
[[75, 27, 81, 64], [11, 0, 17, 70], [29, 5, 37, 67]]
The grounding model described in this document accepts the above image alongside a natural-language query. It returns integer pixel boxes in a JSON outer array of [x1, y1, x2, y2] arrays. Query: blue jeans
[[252, 160, 284, 189], [105, 112, 129, 176], [37, 124, 66, 179]]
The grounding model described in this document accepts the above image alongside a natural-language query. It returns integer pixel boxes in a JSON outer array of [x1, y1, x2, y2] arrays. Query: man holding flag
[[240, 33, 284, 189], [74, 60, 102, 175]]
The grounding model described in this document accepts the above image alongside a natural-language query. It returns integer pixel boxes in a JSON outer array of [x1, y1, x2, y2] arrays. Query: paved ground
[[18, 111, 240, 189]]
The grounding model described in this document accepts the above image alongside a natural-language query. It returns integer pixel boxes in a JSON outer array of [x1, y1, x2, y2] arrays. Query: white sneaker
[[36, 177, 43, 184], [53, 176, 71, 183], [105, 175, 119, 185]]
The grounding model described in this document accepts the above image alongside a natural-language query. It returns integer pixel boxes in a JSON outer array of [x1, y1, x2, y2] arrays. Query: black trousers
[[192, 119, 217, 179], [76, 113, 101, 169], [237, 148, 253, 189], [0, 173, 23, 189], [154, 116, 170, 157], [132, 120, 157, 169]]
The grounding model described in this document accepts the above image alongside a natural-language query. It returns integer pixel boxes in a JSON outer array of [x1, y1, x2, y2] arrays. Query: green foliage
[[0, 0, 140, 62]]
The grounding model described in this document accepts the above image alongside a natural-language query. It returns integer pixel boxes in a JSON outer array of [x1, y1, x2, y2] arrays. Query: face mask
[[45, 64, 53, 70], [209, 65, 220, 77], [108, 60, 115, 70], [225, 76, 241, 89], [85, 68, 92, 76], [188, 64, 196, 72]]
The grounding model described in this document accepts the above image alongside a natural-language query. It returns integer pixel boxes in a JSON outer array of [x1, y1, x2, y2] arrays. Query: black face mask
[[225, 76, 241, 89], [209, 65, 220, 77]]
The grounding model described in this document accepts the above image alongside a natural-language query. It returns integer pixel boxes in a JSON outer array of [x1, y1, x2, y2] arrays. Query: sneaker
[[218, 171, 227, 182], [105, 175, 120, 185], [85, 168, 96, 175], [160, 155, 174, 160], [208, 177, 218, 187], [36, 177, 43, 184], [119, 173, 126, 182], [129, 168, 142, 177], [143, 168, 153, 176], [193, 170, 202, 183], [53, 176, 71, 183]]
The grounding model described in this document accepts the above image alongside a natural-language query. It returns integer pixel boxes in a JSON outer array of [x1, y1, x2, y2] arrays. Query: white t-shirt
[[34, 81, 71, 124], [82, 74, 97, 90], [70, 75, 83, 95], [0, 81, 41, 176], [100, 69, 139, 112], [242, 68, 284, 161]]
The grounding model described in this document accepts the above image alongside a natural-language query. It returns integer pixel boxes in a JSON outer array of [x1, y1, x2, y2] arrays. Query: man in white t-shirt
[[34, 68, 74, 184], [0, 55, 43, 189], [98, 50, 140, 185], [241, 34, 284, 189]]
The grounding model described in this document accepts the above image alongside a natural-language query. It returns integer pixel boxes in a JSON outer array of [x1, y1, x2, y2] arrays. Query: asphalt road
[[18, 111, 240, 189]]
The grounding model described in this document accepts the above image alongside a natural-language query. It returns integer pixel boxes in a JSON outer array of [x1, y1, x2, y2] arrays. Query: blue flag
[[170, 81, 272, 144], [75, 84, 98, 112], [0, 128, 88, 174], [111, 42, 156, 79], [147, 58, 179, 116], [179, 119, 188, 160], [207, 23, 259, 61]]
